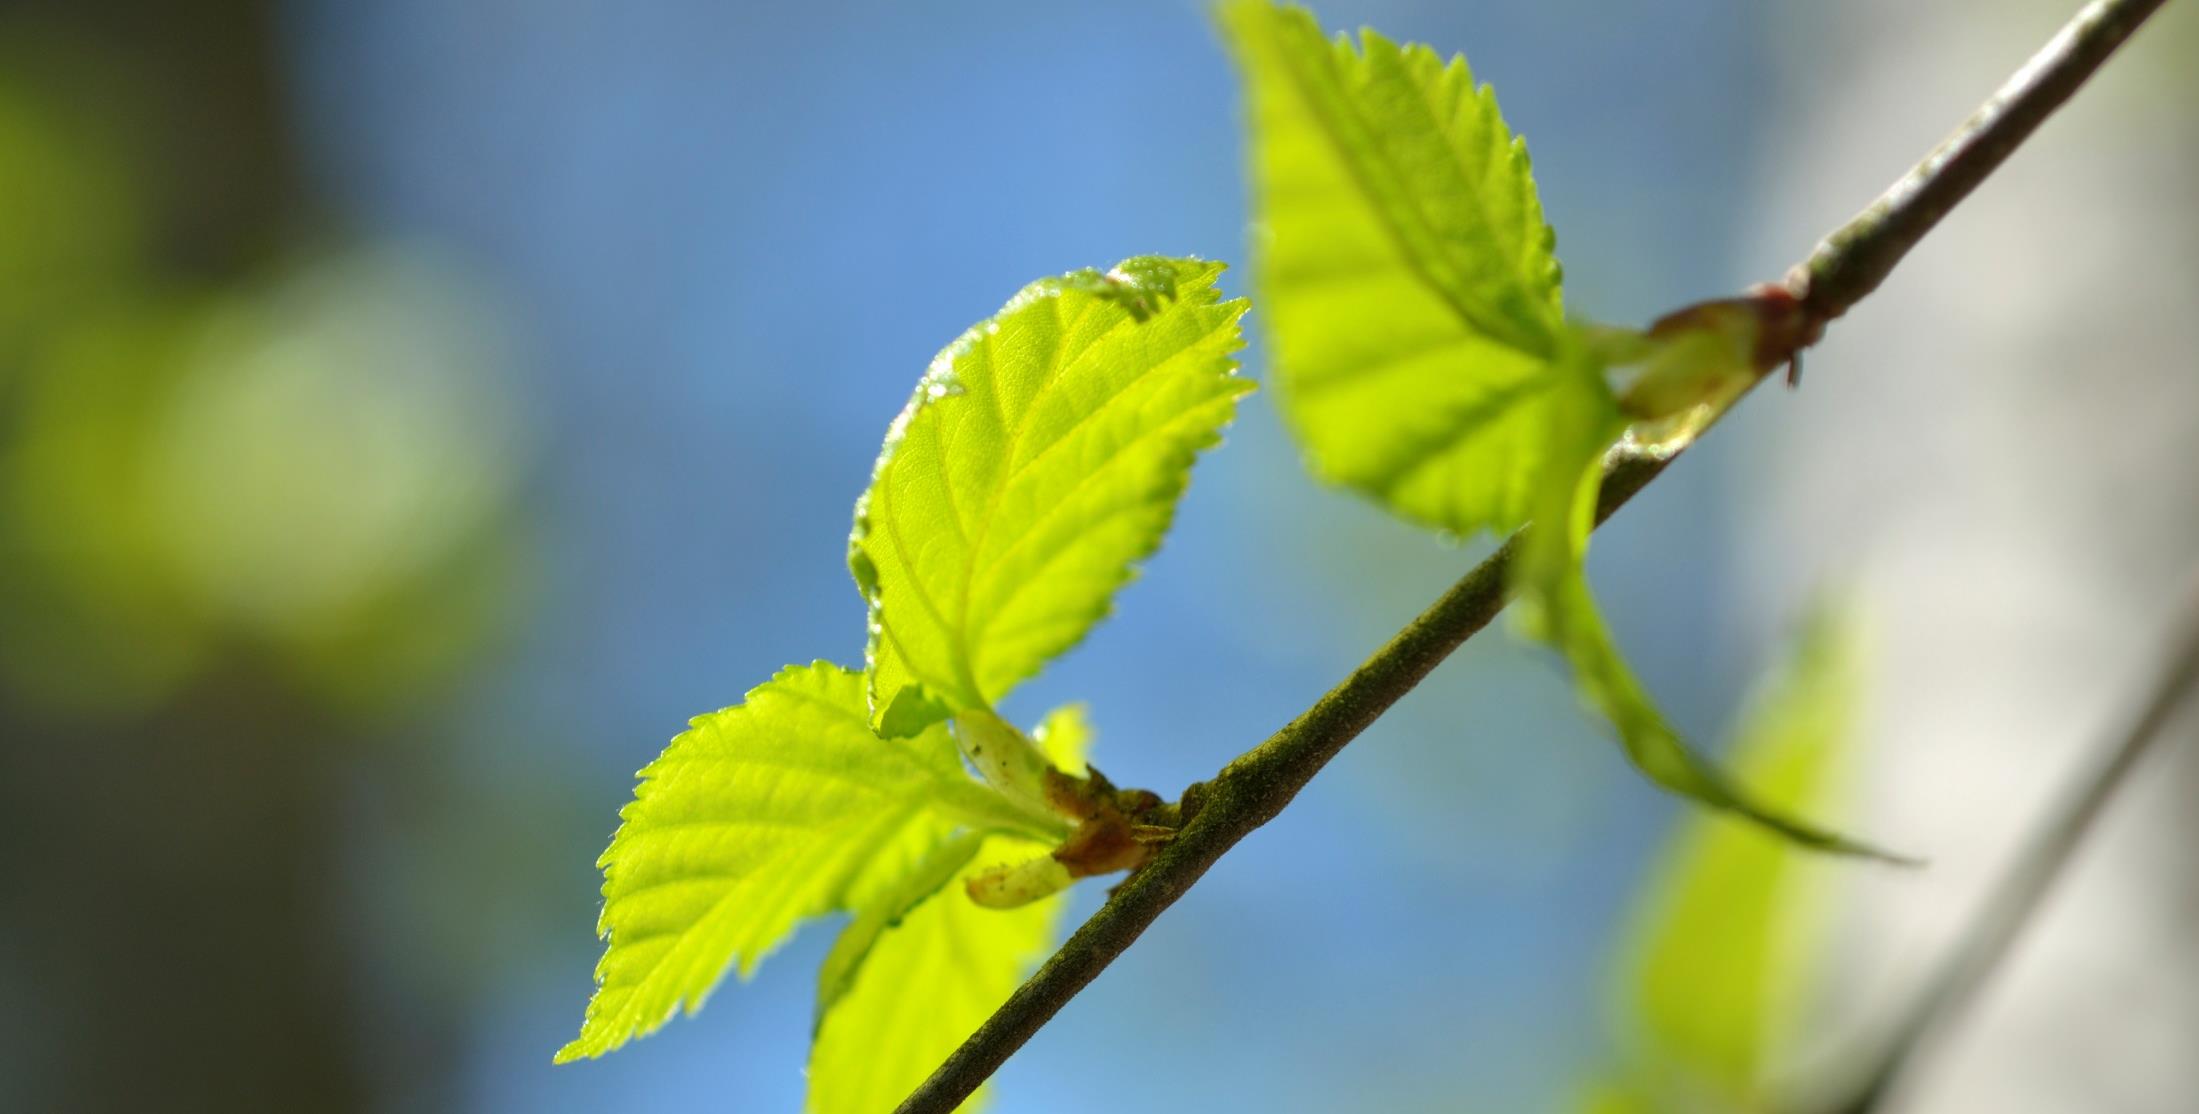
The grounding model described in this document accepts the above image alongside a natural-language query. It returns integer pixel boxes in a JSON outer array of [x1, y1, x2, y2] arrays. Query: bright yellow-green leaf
[[1225, 0, 1575, 536], [849, 257, 1250, 732], [806, 836, 1063, 1114], [1608, 612, 1862, 1108], [557, 663, 1059, 1062], [805, 707, 1093, 1113], [812, 830, 986, 1025], [1030, 701, 1093, 774], [1606, 296, 1780, 454], [1229, 1, 1876, 857], [954, 707, 1062, 821], [948, 701, 1095, 823], [1514, 352, 1884, 856]]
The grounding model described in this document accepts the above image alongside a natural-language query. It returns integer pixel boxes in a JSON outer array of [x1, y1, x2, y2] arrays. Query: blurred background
[[1, 0, 2194, 1111]]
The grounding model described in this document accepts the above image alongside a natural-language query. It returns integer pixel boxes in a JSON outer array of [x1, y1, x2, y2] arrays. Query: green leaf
[[1225, 1, 1875, 855], [806, 707, 1093, 1113], [807, 836, 1063, 1114], [1030, 701, 1094, 774], [557, 662, 1058, 1063], [849, 257, 1250, 731], [1608, 611, 1861, 1107], [1225, 0, 1575, 536], [812, 830, 987, 1025], [1514, 353, 1889, 857], [1605, 295, 1783, 454]]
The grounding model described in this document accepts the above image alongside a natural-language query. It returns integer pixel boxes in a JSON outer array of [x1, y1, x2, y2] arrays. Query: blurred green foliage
[[0, 58, 146, 364], [0, 62, 529, 722], [1579, 612, 1862, 1114], [0, 17, 544, 1106]]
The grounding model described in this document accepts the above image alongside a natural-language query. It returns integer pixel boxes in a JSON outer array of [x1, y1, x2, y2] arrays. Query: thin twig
[[1790, 0, 2171, 324], [896, 1, 2170, 1109], [1819, 576, 2199, 1114]]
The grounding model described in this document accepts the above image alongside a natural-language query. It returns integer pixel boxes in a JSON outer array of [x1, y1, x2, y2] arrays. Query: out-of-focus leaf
[[848, 257, 1249, 733], [1566, 1079, 1660, 1114], [1527, 537, 1882, 856], [0, 248, 532, 719], [1225, 0, 1574, 537], [1606, 612, 1863, 1108], [1226, 1, 1875, 856], [1512, 344, 1882, 856], [0, 68, 145, 353], [0, 306, 212, 716], [1608, 295, 1784, 453], [1030, 702, 1093, 775]]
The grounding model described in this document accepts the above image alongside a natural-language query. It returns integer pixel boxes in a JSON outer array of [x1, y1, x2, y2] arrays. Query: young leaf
[[1607, 612, 1861, 1107], [1225, 2, 1876, 854], [805, 706, 1092, 1113], [1607, 290, 1800, 454], [1029, 701, 1094, 774], [1513, 358, 1890, 858], [1224, 0, 1574, 536], [806, 836, 1063, 1114], [812, 829, 986, 1025], [557, 663, 1057, 1063], [849, 257, 1250, 732], [955, 707, 1062, 821]]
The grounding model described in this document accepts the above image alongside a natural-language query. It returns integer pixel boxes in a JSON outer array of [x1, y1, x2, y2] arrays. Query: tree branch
[[1789, 0, 2171, 324], [897, 1, 2171, 1109], [1819, 574, 2199, 1114]]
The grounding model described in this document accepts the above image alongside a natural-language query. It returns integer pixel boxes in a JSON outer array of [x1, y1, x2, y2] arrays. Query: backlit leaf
[[805, 706, 1094, 1112], [806, 837, 1062, 1113], [1228, 0, 1878, 853], [1225, 0, 1575, 537], [1513, 353, 1885, 856], [849, 257, 1250, 732], [557, 663, 1057, 1062]]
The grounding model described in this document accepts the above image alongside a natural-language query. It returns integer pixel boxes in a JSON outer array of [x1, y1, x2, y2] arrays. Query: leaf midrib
[[943, 291, 1111, 700], [1261, 20, 1552, 360]]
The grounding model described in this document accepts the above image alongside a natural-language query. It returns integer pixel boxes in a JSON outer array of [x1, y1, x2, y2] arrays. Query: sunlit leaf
[[849, 256, 1249, 732], [805, 706, 1093, 1113], [1514, 351, 1885, 856], [557, 663, 1058, 1062], [1029, 701, 1093, 775], [1225, 0, 1575, 537], [1230, 1, 1878, 855], [807, 837, 1062, 1113]]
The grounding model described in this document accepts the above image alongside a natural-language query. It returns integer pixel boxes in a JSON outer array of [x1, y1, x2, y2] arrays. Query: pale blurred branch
[[896, 1, 2174, 1109], [1792, 0, 2172, 324], [1819, 574, 2199, 1114]]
